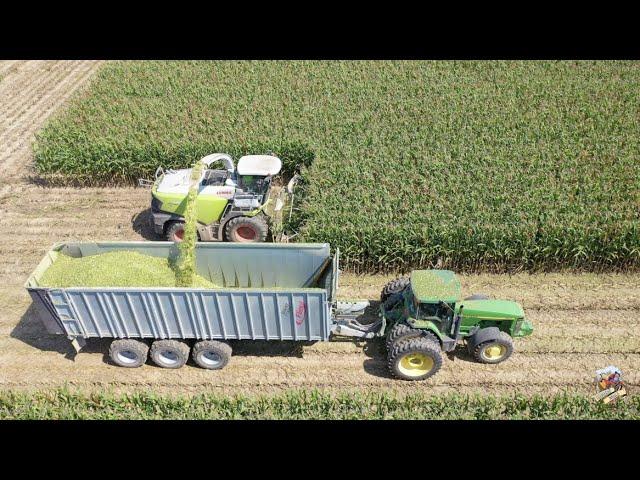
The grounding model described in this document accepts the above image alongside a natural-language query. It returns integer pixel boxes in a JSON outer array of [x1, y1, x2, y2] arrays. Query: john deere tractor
[[380, 270, 533, 381], [148, 153, 283, 243]]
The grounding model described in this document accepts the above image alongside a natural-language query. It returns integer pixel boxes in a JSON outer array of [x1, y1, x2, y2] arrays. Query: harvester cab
[[148, 153, 283, 243], [380, 270, 534, 381]]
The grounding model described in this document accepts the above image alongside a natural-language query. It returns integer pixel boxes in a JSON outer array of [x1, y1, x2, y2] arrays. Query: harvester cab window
[[201, 169, 230, 187], [239, 175, 270, 195]]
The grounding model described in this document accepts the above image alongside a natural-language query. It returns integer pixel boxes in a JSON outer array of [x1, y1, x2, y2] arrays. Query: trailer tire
[[224, 215, 268, 243], [109, 339, 149, 368], [150, 339, 190, 369], [385, 323, 437, 351], [472, 331, 514, 364], [192, 340, 232, 370], [380, 276, 410, 303], [388, 337, 443, 381]]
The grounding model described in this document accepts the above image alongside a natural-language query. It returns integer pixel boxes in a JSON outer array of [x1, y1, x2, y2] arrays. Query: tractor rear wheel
[[385, 323, 437, 351], [380, 276, 410, 303], [388, 337, 443, 381], [225, 215, 268, 243], [472, 331, 514, 364]]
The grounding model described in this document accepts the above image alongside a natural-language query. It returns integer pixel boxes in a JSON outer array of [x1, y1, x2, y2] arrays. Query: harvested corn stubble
[[39, 251, 218, 288]]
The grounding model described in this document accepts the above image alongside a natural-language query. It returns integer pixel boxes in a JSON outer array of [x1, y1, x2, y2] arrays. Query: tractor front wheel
[[225, 215, 268, 243], [388, 337, 443, 381], [472, 331, 514, 364]]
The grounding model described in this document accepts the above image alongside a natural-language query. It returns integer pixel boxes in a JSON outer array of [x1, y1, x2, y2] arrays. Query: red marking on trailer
[[295, 301, 306, 325]]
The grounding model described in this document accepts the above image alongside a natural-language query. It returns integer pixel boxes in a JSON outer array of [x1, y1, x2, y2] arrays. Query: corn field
[[34, 61, 640, 272]]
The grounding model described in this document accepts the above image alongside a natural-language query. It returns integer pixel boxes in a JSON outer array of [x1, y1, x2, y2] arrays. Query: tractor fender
[[466, 326, 501, 352], [406, 318, 444, 344]]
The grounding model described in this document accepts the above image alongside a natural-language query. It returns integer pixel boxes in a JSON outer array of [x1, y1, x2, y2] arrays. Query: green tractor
[[380, 270, 533, 381], [147, 153, 291, 243]]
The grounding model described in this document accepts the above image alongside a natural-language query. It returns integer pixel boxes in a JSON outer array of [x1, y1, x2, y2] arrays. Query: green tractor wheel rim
[[481, 343, 507, 361], [398, 352, 434, 377]]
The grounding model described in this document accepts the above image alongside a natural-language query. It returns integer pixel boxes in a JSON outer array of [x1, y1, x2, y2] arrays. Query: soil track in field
[[0, 61, 639, 398]]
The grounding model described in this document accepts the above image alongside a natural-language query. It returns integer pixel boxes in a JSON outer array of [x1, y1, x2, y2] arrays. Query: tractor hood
[[459, 299, 524, 320]]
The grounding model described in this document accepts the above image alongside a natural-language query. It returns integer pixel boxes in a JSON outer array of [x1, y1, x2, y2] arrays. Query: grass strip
[[0, 388, 637, 420]]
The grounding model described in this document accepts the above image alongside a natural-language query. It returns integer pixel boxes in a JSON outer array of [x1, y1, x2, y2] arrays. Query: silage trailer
[[25, 241, 532, 380]]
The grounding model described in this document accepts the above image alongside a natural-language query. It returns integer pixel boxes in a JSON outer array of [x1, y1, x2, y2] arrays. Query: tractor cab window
[[416, 301, 454, 330], [418, 302, 440, 318]]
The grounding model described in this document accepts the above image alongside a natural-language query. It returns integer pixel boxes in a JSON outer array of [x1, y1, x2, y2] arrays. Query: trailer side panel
[[31, 288, 330, 342]]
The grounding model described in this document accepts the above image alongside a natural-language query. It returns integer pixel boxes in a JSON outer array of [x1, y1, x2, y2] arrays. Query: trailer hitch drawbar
[[330, 301, 385, 339]]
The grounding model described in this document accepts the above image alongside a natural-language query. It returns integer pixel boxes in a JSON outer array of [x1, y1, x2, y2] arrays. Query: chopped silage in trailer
[[39, 251, 218, 288]]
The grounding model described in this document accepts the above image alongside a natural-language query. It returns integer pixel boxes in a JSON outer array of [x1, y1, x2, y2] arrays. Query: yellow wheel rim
[[482, 343, 507, 360], [398, 352, 434, 377]]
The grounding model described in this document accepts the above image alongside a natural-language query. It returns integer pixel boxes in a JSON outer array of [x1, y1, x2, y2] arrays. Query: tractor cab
[[407, 270, 461, 339], [380, 269, 534, 381]]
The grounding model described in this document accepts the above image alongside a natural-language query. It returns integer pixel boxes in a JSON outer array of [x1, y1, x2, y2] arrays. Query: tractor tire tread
[[387, 336, 443, 381], [385, 323, 438, 350], [380, 276, 410, 303], [472, 331, 514, 364]]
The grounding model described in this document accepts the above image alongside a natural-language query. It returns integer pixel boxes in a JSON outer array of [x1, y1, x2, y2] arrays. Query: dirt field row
[[0, 61, 638, 398]]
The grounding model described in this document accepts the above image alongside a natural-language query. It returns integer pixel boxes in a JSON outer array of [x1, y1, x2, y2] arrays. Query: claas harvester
[[147, 153, 288, 243]]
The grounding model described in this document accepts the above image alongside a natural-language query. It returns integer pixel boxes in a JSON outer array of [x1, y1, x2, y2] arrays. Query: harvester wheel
[[385, 323, 437, 351], [472, 331, 514, 364], [380, 276, 410, 303], [192, 340, 232, 370], [388, 337, 443, 381], [109, 339, 149, 368], [150, 339, 190, 369], [166, 221, 186, 243], [225, 215, 268, 243]]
